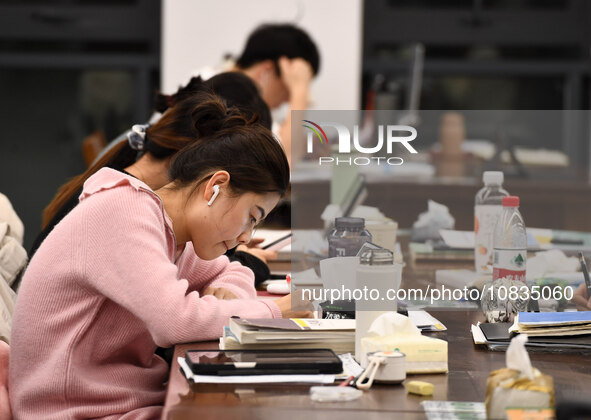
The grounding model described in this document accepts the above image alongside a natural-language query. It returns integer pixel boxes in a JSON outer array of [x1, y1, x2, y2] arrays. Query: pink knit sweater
[[9, 168, 281, 419]]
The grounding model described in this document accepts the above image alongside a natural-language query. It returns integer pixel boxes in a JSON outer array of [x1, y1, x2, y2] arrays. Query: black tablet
[[185, 349, 342, 376]]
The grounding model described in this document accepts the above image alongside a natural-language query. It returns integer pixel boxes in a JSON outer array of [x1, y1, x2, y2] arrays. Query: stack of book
[[510, 311, 591, 337], [221, 318, 355, 354], [472, 311, 591, 352]]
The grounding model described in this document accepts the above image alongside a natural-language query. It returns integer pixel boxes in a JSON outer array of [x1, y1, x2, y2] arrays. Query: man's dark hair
[[153, 72, 272, 129], [235, 23, 320, 76]]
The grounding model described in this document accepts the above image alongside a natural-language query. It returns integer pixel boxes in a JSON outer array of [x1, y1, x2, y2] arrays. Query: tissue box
[[485, 368, 554, 420], [361, 335, 448, 374]]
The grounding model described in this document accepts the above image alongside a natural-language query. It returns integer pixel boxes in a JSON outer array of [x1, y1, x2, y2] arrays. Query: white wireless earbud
[[207, 185, 220, 206]]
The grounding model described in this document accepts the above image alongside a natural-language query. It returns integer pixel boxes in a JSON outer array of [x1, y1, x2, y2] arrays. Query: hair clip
[[127, 124, 149, 151]]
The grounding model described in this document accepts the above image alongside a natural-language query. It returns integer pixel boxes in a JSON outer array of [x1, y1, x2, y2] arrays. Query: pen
[[338, 375, 355, 387], [578, 252, 591, 298], [551, 238, 584, 245], [262, 232, 292, 250]]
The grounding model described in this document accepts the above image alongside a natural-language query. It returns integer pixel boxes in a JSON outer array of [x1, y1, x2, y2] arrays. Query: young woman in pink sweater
[[9, 93, 302, 419]]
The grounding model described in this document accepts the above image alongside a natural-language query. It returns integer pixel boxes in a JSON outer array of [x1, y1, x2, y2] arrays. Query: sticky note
[[405, 380, 434, 396]]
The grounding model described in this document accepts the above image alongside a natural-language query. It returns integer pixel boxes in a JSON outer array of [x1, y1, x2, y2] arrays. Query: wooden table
[[162, 310, 591, 420], [162, 259, 591, 419]]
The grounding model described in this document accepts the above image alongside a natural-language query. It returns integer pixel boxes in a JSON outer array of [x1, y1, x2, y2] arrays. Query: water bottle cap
[[482, 171, 504, 185], [334, 217, 365, 229], [359, 248, 394, 265], [502, 196, 519, 207]]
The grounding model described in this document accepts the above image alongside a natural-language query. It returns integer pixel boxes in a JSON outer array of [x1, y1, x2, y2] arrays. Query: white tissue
[[413, 200, 454, 229], [505, 334, 534, 380], [526, 249, 580, 280], [367, 312, 422, 337], [321, 204, 343, 223]]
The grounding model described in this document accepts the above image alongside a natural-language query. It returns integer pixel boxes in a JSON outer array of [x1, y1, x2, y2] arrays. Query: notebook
[[476, 321, 591, 351]]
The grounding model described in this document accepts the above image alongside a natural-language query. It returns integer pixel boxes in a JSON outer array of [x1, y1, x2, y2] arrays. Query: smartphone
[[185, 349, 342, 376]]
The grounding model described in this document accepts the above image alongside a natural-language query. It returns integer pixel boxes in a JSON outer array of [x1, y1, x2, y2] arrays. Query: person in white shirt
[[195, 23, 321, 167]]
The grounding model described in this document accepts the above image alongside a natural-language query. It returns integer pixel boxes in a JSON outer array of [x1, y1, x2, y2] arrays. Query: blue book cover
[[519, 311, 591, 326], [223, 326, 239, 341]]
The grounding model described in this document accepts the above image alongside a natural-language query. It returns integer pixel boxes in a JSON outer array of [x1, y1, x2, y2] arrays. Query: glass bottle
[[328, 217, 372, 258]]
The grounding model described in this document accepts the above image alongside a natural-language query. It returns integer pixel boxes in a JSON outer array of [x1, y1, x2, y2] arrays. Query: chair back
[[82, 131, 107, 168]]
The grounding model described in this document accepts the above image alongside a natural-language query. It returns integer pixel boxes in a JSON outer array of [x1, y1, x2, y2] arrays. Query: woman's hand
[[274, 292, 314, 319], [236, 244, 277, 264], [203, 286, 237, 300], [572, 283, 591, 311]]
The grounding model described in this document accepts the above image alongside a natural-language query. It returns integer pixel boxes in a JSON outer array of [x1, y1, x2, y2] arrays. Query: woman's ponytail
[[190, 94, 248, 138]]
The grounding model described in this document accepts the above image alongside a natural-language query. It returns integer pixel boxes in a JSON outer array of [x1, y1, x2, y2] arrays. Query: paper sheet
[[471, 323, 487, 345], [439, 230, 474, 249], [439, 229, 541, 250], [253, 229, 292, 251], [338, 353, 363, 377], [408, 310, 447, 331], [422, 401, 486, 420]]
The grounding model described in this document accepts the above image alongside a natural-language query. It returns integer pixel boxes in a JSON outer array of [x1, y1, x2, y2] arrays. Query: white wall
[[162, 0, 363, 110]]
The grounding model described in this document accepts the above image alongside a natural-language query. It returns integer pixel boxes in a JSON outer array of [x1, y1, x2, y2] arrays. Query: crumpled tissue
[[411, 200, 455, 242]]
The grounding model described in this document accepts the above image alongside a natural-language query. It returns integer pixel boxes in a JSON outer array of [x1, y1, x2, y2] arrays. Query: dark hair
[[235, 23, 320, 76], [42, 85, 275, 228], [154, 72, 272, 129], [167, 93, 289, 197]]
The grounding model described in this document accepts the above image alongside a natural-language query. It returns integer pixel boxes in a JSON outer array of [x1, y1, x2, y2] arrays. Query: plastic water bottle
[[328, 217, 372, 258], [492, 196, 526, 283], [474, 171, 509, 273]]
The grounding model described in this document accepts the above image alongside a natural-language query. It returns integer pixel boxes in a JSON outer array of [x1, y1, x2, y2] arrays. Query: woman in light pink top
[[9, 93, 300, 419]]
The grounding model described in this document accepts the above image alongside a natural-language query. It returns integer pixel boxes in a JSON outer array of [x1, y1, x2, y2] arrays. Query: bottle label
[[492, 248, 526, 282], [474, 205, 502, 272]]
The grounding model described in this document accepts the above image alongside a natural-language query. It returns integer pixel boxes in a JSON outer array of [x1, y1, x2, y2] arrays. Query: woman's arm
[[77, 186, 281, 346], [179, 242, 259, 299]]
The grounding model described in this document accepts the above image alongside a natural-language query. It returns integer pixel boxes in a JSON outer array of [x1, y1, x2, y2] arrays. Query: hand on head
[[278, 57, 313, 95]]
